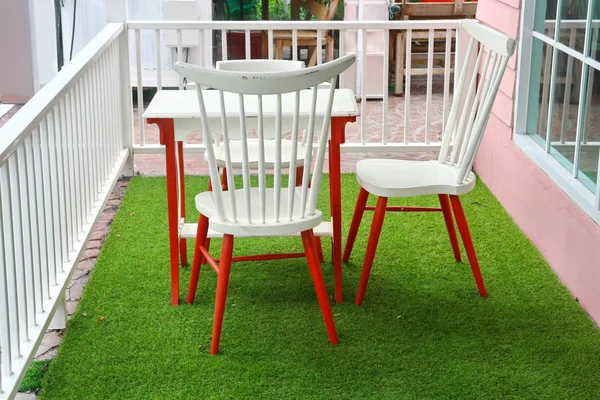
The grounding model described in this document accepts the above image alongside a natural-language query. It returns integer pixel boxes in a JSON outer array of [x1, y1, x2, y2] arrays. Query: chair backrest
[[301, 0, 339, 21], [216, 60, 305, 72], [438, 20, 516, 184], [214, 60, 306, 141], [174, 55, 356, 225]]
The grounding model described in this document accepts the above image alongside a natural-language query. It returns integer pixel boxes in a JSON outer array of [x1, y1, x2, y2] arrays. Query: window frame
[[514, 0, 600, 224]]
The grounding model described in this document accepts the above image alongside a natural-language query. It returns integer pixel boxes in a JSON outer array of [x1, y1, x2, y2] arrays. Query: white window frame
[[514, 0, 600, 224]]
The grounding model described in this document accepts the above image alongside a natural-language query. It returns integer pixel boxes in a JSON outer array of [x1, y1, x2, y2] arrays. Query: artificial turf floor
[[38, 175, 600, 399]]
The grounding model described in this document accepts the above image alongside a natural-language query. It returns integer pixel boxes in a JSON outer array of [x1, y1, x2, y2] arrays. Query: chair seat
[[215, 138, 308, 169], [196, 187, 323, 236], [356, 159, 476, 198]]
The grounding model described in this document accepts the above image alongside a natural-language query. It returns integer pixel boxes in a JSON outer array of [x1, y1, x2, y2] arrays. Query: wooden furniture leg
[[301, 230, 338, 345], [438, 194, 461, 262], [449, 195, 487, 298], [326, 37, 334, 62], [149, 118, 180, 305], [343, 187, 369, 262], [188, 214, 210, 304], [275, 40, 284, 60], [211, 234, 234, 355], [356, 196, 388, 305], [395, 31, 406, 96], [177, 141, 188, 266]]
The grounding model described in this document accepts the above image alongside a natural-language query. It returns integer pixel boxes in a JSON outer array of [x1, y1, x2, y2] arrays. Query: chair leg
[[356, 196, 388, 305], [211, 234, 234, 355], [188, 214, 209, 304], [221, 167, 228, 191], [308, 45, 318, 66], [315, 237, 324, 263], [326, 37, 334, 62], [201, 238, 211, 266], [301, 230, 338, 345], [438, 194, 462, 262], [296, 166, 304, 187], [343, 187, 369, 262], [449, 195, 487, 298]]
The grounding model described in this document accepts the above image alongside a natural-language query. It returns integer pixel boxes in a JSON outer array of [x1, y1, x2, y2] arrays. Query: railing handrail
[[126, 19, 463, 30], [0, 23, 124, 167], [545, 19, 600, 28]]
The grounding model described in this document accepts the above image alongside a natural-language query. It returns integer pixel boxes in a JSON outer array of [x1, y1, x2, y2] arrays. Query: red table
[[144, 89, 358, 305]]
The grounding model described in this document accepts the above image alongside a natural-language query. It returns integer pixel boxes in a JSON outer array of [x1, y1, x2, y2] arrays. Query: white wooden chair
[[173, 54, 356, 355], [343, 20, 517, 305]]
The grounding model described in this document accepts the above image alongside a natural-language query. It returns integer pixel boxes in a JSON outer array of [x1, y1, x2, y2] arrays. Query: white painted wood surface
[[144, 89, 359, 121], [172, 55, 355, 236], [357, 20, 516, 198]]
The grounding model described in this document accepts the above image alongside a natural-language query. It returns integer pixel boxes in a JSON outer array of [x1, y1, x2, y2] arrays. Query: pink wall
[[474, 0, 600, 324]]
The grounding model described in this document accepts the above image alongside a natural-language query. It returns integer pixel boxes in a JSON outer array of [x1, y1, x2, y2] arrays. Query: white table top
[[143, 88, 360, 119]]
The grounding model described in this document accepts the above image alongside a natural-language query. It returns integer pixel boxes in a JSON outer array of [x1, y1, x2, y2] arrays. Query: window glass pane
[[577, 66, 600, 191], [548, 50, 583, 168], [593, 23, 600, 61], [534, 0, 559, 39], [558, 0, 588, 54], [526, 38, 554, 147]]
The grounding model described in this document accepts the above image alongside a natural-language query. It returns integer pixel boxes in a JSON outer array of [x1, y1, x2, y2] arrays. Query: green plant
[[256, 0, 290, 20]]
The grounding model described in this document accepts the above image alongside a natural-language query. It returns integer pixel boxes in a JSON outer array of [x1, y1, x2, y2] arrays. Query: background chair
[[273, 0, 339, 66], [174, 54, 355, 354], [203, 59, 325, 265], [343, 20, 517, 305], [213, 59, 307, 179]]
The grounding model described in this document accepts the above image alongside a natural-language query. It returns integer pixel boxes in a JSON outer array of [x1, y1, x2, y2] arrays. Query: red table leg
[[177, 141, 189, 266], [149, 118, 180, 305], [329, 116, 356, 304]]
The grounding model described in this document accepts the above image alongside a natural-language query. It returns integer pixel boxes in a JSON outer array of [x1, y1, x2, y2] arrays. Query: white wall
[[127, 0, 214, 87], [0, 0, 35, 102], [28, 0, 59, 92], [61, 0, 108, 62]]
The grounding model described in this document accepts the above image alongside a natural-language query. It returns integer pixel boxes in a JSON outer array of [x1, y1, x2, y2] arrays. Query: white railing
[[126, 20, 465, 153], [0, 23, 132, 399]]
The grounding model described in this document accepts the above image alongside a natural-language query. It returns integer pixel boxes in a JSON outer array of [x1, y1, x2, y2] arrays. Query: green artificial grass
[[19, 360, 50, 393], [39, 175, 600, 399]]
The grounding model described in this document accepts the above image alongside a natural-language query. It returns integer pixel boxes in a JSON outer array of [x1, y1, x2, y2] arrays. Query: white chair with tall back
[[174, 54, 356, 355], [201, 59, 325, 264], [343, 20, 517, 305]]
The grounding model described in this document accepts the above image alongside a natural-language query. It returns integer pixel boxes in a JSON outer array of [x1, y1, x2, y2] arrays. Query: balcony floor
[[35, 175, 600, 399]]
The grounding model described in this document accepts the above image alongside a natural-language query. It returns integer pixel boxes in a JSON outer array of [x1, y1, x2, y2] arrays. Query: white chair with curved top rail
[[174, 54, 356, 354], [343, 20, 517, 305]]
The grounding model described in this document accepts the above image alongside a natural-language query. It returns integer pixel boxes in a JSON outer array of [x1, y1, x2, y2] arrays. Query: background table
[[144, 89, 358, 305]]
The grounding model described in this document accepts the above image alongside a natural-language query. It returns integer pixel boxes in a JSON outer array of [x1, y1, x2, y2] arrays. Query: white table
[[144, 88, 359, 305]]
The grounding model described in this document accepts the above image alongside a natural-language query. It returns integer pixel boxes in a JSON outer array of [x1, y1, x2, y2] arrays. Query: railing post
[[49, 292, 67, 330], [107, 0, 135, 176]]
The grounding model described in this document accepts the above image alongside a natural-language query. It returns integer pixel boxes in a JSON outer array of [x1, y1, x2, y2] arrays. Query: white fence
[[0, 23, 132, 399], [127, 20, 466, 153]]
